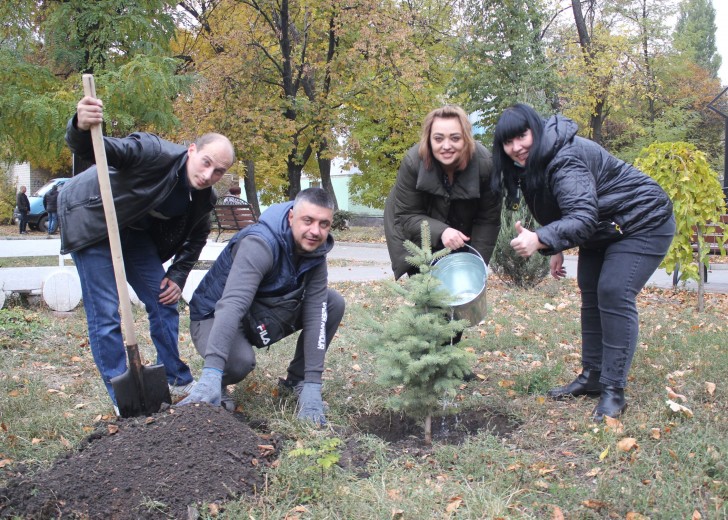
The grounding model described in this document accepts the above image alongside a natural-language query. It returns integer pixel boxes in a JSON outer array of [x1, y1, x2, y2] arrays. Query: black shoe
[[547, 369, 603, 400], [592, 386, 627, 422]]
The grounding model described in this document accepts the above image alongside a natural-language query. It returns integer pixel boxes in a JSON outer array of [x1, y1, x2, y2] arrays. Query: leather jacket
[[59, 116, 215, 288]]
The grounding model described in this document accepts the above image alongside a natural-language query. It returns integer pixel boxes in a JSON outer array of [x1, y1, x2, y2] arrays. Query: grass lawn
[[1, 261, 726, 518]]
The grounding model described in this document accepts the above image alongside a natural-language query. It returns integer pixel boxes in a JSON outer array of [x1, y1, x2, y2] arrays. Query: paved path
[[329, 242, 728, 293], [1, 238, 726, 293]]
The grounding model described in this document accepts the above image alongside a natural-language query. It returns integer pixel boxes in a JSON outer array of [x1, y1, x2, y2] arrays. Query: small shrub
[[332, 210, 353, 231], [491, 203, 549, 288]]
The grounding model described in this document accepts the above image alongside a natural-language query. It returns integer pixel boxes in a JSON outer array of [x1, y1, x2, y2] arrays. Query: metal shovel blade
[[111, 362, 171, 418]]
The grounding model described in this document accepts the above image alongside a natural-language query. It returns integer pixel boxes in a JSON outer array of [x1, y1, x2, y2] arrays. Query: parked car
[[13, 178, 70, 232]]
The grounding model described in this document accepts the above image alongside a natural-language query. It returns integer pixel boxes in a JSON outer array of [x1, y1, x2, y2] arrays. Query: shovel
[[82, 74, 171, 417]]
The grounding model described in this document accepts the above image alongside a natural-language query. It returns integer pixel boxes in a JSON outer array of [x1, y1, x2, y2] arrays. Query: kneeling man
[[180, 188, 344, 425]]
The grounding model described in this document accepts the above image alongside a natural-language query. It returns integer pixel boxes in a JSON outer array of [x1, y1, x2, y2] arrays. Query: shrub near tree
[[366, 221, 474, 445], [635, 141, 726, 309], [491, 202, 549, 288]]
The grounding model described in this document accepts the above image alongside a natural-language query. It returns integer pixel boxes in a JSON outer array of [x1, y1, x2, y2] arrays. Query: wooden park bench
[[672, 214, 728, 285], [211, 196, 258, 241]]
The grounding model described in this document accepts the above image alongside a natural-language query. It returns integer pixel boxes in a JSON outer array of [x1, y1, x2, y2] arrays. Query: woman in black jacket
[[492, 103, 675, 421]]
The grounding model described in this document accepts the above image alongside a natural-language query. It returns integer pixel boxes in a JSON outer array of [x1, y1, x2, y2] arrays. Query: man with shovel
[[59, 95, 235, 413], [179, 188, 345, 426]]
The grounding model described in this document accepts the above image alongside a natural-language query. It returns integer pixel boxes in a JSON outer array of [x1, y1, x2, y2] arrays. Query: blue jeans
[[72, 229, 193, 404], [47, 212, 58, 234], [577, 216, 676, 388]]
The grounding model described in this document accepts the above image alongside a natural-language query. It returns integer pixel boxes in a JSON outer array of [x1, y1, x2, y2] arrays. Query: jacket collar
[[414, 156, 481, 199]]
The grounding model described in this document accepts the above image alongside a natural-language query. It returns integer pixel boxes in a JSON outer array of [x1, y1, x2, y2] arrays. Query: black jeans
[[577, 216, 675, 388], [18, 210, 28, 233]]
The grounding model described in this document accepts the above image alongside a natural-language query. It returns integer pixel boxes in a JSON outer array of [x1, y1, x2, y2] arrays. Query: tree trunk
[[317, 137, 339, 211], [242, 159, 260, 217], [424, 414, 432, 445]]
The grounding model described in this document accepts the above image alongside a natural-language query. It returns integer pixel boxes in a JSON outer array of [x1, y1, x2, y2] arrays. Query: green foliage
[[332, 210, 353, 231], [673, 0, 722, 78], [491, 204, 549, 288], [288, 437, 342, 494], [452, 0, 557, 136], [0, 0, 183, 170], [0, 168, 17, 224], [366, 221, 474, 423], [634, 141, 726, 283]]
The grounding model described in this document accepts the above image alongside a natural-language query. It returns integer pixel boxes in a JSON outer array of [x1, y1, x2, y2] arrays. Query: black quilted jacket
[[524, 115, 673, 254]]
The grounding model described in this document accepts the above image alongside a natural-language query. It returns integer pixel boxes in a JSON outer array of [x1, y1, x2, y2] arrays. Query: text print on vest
[[256, 323, 271, 345]]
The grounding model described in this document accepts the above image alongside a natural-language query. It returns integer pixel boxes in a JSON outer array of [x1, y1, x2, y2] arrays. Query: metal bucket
[[431, 245, 488, 326]]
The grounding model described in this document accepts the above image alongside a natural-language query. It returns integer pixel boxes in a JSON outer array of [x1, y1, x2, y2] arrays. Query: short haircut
[[293, 187, 334, 210], [418, 105, 475, 171], [194, 133, 236, 163], [229, 185, 241, 195]]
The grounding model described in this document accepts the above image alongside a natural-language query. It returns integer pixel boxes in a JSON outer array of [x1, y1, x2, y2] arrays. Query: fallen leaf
[[391, 508, 404, 520], [666, 400, 694, 418], [498, 380, 515, 388], [107, 424, 119, 435], [0, 459, 13, 468], [70, 356, 83, 362], [552, 505, 565, 520], [544, 303, 556, 311], [599, 447, 610, 460], [31, 438, 43, 445], [626, 512, 648, 520], [476, 373, 486, 380], [208, 503, 219, 517], [74, 403, 86, 409], [585, 467, 601, 477], [650, 428, 661, 440], [692, 511, 702, 520], [666, 386, 687, 402], [704, 382, 716, 396], [617, 438, 639, 452], [582, 499, 608, 510], [351, 364, 362, 372], [59, 436, 72, 449], [8, 390, 19, 398], [445, 496, 463, 513], [603, 416, 624, 433], [387, 489, 401, 499]]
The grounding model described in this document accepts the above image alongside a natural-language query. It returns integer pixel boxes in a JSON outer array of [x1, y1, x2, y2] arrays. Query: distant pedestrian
[[43, 184, 60, 235], [16, 186, 30, 235], [222, 185, 243, 204]]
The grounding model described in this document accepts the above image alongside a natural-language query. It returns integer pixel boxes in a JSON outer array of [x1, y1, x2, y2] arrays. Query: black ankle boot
[[547, 369, 602, 400], [592, 386, 627, 422]]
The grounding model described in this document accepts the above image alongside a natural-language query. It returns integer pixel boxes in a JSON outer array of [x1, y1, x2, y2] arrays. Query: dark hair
[[228, 185, 241, 195], [293, 187, 334, 210], [491, 103, 548, 198], [418, 105, 475, 171]]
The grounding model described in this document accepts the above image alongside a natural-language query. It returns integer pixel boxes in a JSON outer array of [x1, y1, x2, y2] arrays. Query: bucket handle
[[431, 243, 484, 266]]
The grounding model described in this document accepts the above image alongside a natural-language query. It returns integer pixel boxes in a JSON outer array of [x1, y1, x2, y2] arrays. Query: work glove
[[178, 367, 222, 407], [297, 382, 327, 426]]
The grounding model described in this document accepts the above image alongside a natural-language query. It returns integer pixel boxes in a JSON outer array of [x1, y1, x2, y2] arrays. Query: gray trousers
[[190, 289, 345, 386], [577, 216, 675, 388]]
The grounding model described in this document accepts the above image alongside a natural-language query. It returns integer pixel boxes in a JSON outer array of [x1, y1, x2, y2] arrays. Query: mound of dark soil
[[0, 404, 280, 519]]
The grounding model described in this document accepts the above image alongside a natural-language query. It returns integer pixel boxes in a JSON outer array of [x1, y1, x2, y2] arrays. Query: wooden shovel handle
[[82, 74, 137, 346]]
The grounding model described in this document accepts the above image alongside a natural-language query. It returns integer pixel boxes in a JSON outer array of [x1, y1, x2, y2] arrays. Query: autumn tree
[[673, 0, 722, 79], [0, 0, 187, 173], [451, 0, 560, 136]]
